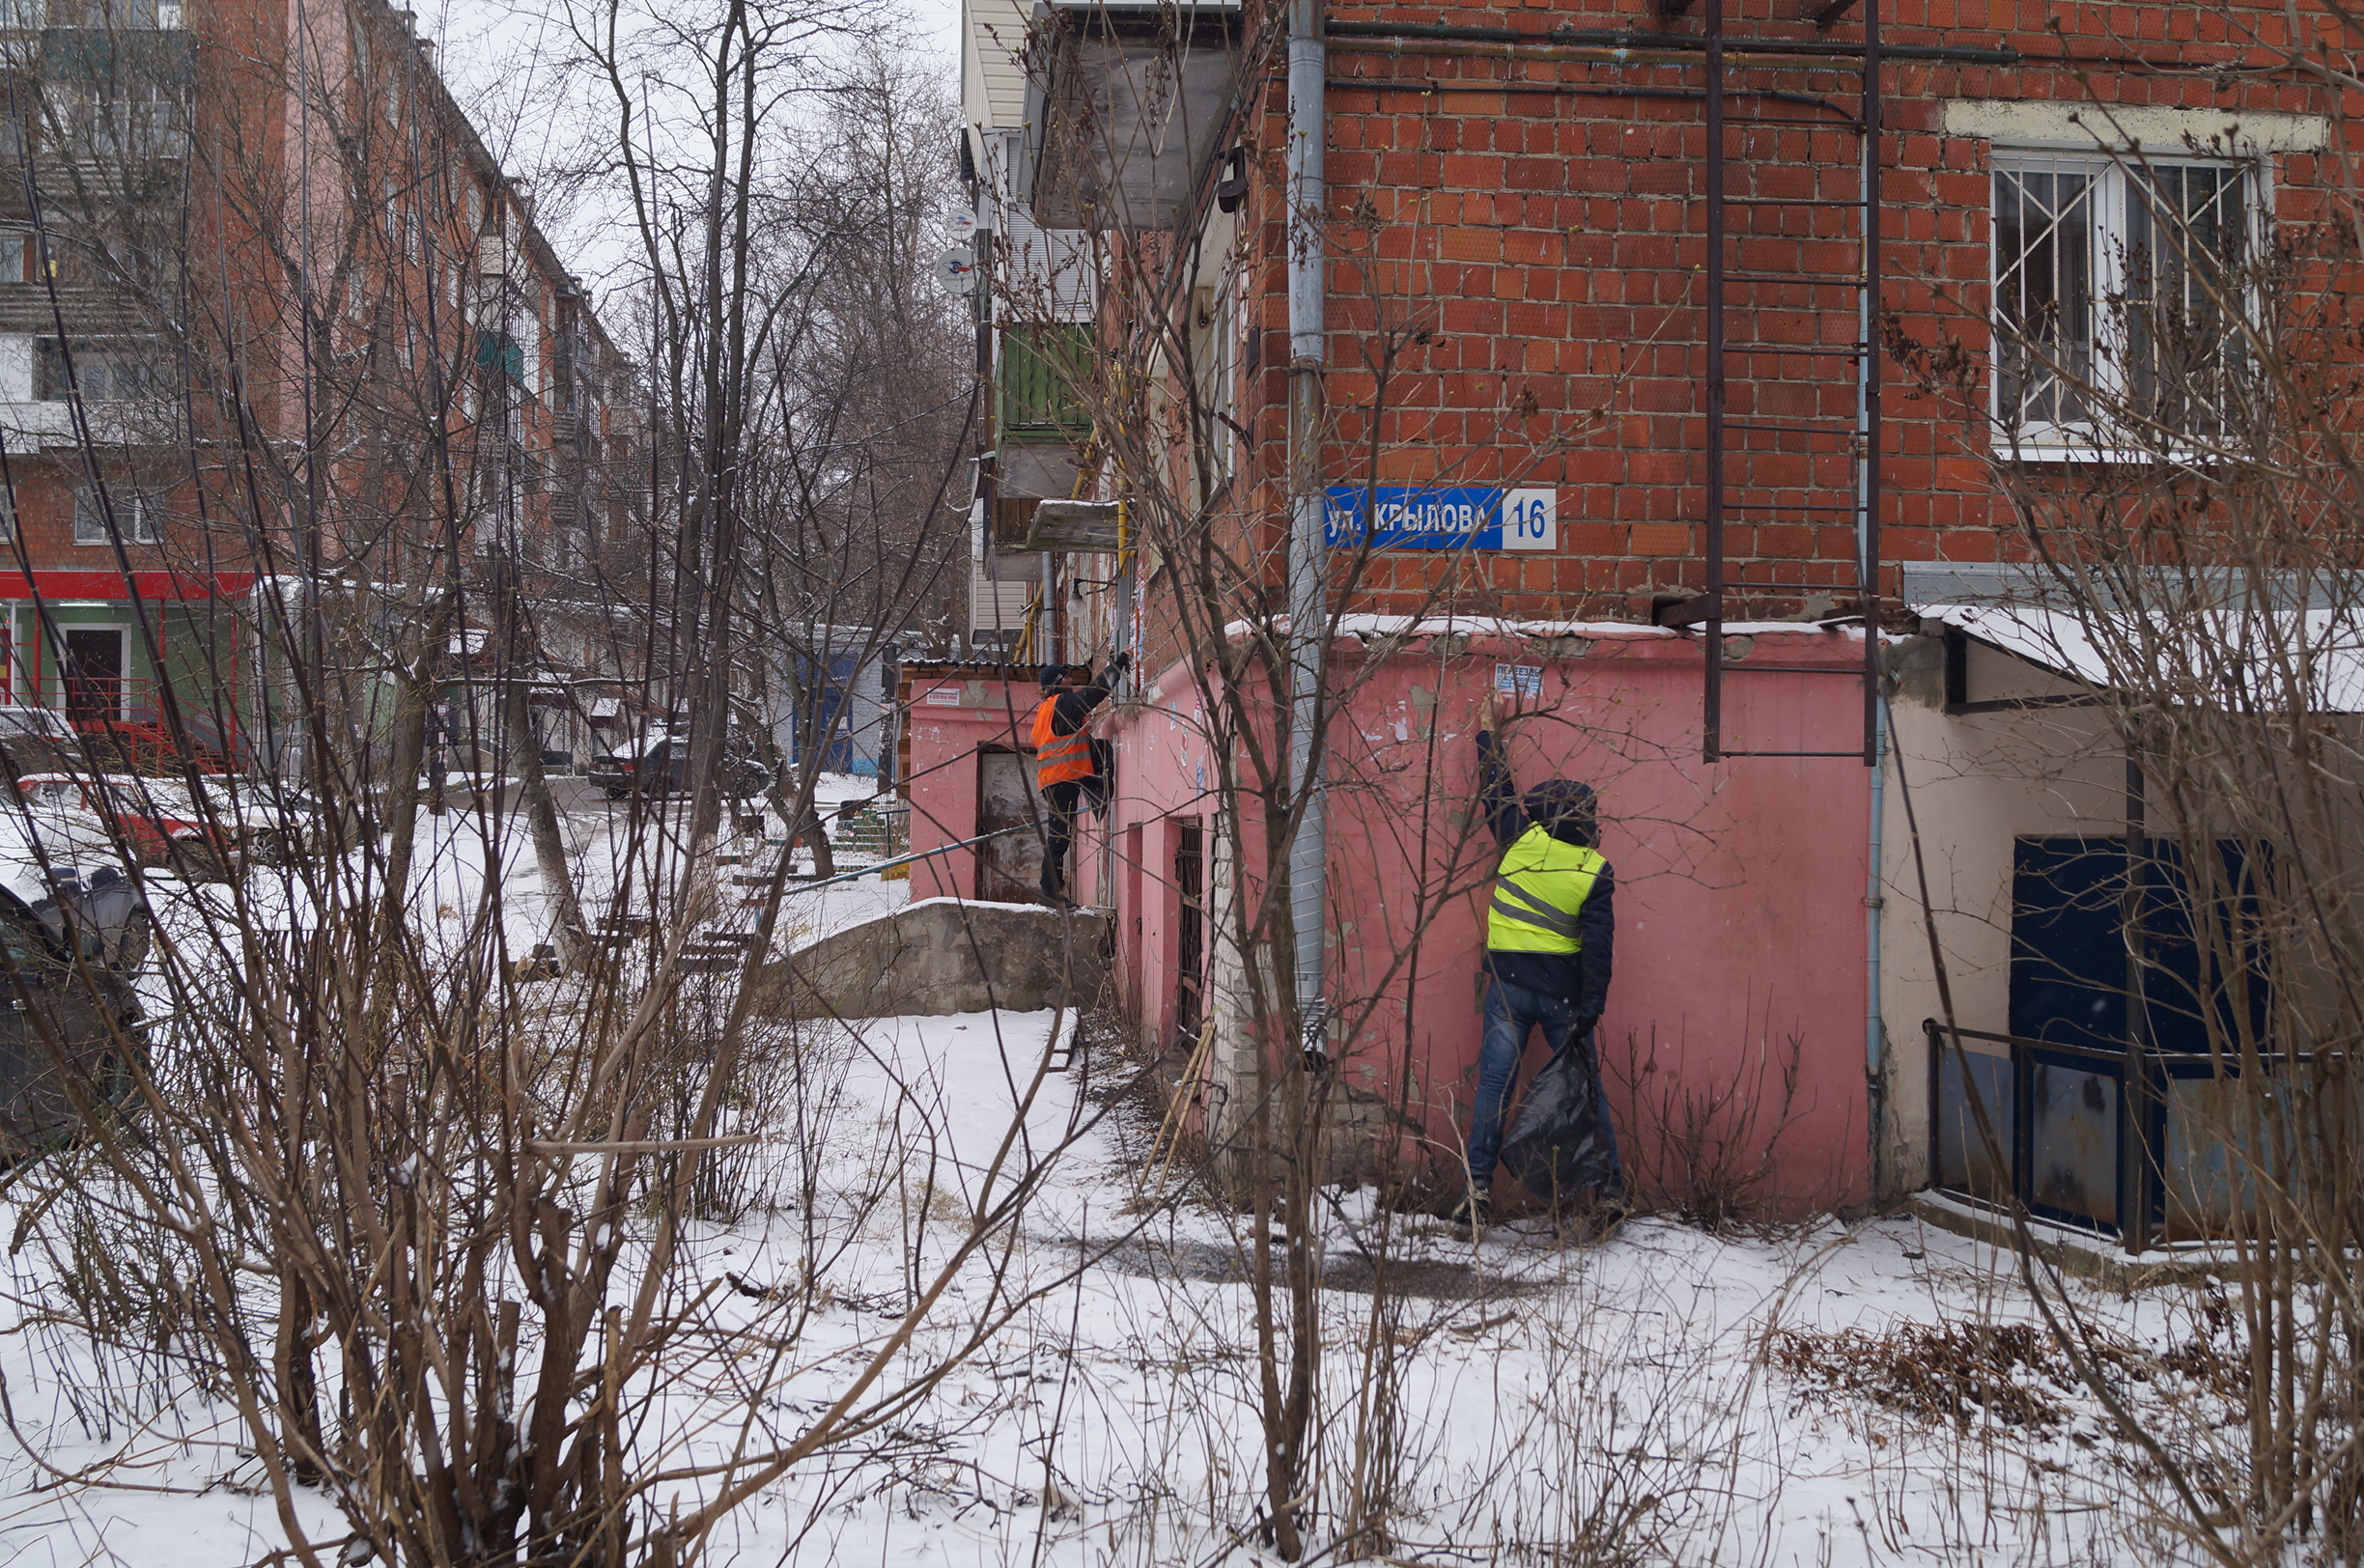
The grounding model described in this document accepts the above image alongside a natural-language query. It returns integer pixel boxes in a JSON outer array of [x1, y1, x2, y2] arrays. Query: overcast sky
[[408, 0, 963, 296]]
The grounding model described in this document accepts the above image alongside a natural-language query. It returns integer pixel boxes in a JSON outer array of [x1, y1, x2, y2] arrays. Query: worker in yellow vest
[[1455, 688, 1623, 1233], [1030, 653, 1128, 907]]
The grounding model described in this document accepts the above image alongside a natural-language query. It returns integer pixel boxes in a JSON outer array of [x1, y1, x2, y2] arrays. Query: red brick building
[[953, 0, 2347, 1224], [0, 0, 635, 769]]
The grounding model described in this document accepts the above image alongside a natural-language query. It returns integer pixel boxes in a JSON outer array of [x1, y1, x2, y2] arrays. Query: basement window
[[1991, 154, 2254, 458]]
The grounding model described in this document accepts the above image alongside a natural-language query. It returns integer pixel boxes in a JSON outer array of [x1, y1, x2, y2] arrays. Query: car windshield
[[0, 903, 47, 969], [19, 779, 82, 810]]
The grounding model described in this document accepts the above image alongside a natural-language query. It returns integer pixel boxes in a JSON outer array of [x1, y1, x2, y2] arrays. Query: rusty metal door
[[975, 747, 1043, 904]]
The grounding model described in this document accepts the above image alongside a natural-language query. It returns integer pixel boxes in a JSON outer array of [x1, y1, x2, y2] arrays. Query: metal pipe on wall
[[1702, 0, 1726, 762], [1860, 0, 1886, 1189], [1284, 0, 1328, 1026]]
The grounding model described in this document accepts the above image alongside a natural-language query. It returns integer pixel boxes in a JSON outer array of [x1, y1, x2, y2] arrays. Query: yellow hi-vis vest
[[1486, 824, 1606, 954]]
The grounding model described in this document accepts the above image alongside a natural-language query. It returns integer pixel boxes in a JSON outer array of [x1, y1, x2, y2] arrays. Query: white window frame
[[1989, 148, 2266, 462], [73, 487, 159, 546]]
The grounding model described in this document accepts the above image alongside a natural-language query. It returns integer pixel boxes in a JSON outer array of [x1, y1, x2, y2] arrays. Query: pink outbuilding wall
[[901, 628, 1875, 1212], [897, 668, 1055, 903]]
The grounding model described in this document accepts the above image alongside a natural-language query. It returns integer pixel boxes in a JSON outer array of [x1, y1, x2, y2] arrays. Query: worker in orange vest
[[1031, 653, 1128, 907]]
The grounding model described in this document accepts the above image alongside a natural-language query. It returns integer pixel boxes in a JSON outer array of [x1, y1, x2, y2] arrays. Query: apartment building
[[0, 0, 636, 770], [943, 0, 2348, 1233]]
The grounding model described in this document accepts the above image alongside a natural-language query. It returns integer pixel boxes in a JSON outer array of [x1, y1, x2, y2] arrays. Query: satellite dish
[[949, 213, 977, 239], [938, 246, 977, 295]]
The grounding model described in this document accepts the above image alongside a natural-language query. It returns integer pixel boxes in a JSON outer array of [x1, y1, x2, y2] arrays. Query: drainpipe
[[1860, 5, 1885, 1194], [1284, 0, 1328, 1036], [1866, 700, 1887, 1191]]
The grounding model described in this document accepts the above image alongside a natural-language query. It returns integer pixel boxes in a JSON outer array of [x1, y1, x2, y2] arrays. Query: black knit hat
[[1039, 663, 1068, 691], [1524, 780, 1598, 847]]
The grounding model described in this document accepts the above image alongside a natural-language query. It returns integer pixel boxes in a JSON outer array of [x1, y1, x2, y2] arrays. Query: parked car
[[0, 815, 147, 1154], [590, 729, 768, 799], [14, 773, 240, 879], [189, 776, 325, 865]]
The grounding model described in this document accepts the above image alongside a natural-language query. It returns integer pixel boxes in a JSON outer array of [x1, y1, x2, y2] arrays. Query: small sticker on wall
[[923, 688, 961, 706], [1493, 663, 1543, 697]]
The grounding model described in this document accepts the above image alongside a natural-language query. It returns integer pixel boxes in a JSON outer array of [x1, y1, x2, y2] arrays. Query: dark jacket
[[1041, 663, 1118, 740], [1478, 729, 1614, 1016], [1034, 663, 1120, 796]]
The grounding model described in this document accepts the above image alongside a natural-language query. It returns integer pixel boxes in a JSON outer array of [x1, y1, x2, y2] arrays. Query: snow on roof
[[1919, 600, 2364, 714]]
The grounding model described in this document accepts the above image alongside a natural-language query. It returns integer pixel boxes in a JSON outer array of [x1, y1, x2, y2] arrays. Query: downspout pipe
[[1860, 3, 1886, 1194], [1867, 699, 1887, 1188], [1284, 0, 1328, 1038]]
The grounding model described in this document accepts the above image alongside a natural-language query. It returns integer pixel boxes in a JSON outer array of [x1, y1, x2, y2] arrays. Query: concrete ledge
[[1909, 1191, 2227, 1291], [750, 898, 1110, 1020], [1940, 100, 2330, 154]]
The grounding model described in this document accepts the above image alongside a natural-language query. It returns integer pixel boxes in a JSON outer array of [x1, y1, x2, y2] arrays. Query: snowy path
[[0, 790, 2232, 1567]]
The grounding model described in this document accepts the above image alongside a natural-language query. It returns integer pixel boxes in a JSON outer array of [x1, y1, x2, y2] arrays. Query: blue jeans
[[1466, 978, 1624, 1195]]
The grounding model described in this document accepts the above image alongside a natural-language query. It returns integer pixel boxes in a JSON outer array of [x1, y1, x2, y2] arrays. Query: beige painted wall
[[1877, 631, 2129, 1194]]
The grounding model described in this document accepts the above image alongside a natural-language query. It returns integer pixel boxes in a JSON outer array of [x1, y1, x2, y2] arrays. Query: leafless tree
[[1888, 69, 2364, 1563]]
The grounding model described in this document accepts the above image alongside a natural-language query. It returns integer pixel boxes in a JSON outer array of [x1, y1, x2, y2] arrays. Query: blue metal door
[[794, 656, 859, 773], [1947, 838, 2274, 1240]]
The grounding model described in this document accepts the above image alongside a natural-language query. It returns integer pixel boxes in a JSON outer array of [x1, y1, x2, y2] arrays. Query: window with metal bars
[[1992, 154, 2254, 454]]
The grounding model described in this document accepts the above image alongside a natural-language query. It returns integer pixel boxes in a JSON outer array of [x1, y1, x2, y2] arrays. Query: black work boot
[[1447, 1185, 1490, 1237]]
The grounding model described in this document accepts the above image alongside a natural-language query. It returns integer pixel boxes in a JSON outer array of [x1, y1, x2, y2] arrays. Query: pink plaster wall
[[900, 631, 1873, 1212], [901, 673, 1036, 903], [1313, 630, 1873, 1212]]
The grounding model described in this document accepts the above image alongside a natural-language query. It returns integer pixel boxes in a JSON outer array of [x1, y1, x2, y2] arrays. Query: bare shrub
[[1621, 1026, 1825, 1232]]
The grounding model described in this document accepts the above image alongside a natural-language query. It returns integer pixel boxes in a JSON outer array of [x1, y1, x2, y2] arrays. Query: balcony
[[996, 323, 1090, 443], [0, 394, 157, 451], [1022, 1, 1240, 231]]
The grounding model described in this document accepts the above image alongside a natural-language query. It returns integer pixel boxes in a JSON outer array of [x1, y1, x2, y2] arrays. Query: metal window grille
[[1992, 154, 2252, 451]]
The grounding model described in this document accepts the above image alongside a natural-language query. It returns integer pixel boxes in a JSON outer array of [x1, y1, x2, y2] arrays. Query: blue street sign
[[1323, 486, 1557, 552]]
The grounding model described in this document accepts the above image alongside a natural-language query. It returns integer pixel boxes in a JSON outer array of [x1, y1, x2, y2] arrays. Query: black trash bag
[[1499, 1043, 1617, 1202]]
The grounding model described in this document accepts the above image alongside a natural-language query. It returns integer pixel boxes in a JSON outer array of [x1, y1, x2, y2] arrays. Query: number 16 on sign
[[1504, 489, 1556, 551]]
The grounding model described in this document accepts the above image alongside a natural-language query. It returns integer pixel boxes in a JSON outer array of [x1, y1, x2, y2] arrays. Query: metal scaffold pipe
[[1285, 0, 1328, 1031]]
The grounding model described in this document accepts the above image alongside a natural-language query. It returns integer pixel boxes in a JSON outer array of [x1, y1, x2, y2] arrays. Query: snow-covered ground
[[0, 784, 2247, 1566]]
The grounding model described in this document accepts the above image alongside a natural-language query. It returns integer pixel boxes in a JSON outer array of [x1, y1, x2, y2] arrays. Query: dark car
[[0, 821, 147, 1156], [590, 729, 768, 799]]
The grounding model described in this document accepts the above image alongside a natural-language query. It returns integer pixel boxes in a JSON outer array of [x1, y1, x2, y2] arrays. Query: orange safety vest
[[1032, 695, 1094, 788]]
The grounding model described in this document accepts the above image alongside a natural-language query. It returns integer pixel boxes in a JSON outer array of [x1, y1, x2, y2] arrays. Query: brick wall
[[1202, 0, 2346, 623]]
